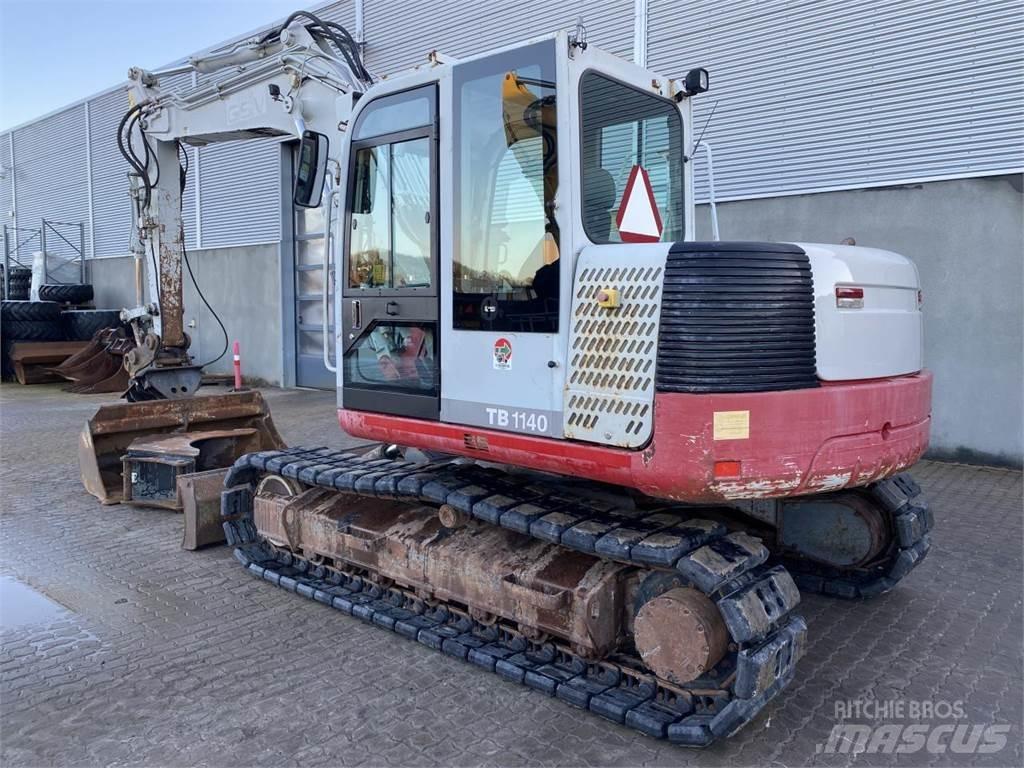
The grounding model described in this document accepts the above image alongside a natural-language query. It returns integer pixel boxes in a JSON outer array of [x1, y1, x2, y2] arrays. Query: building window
[[580, 72, 684, 243], [452, 41, 559, 333]]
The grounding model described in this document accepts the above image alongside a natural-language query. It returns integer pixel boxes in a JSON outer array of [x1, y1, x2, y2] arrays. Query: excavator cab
[[336, 34, 693, 430]]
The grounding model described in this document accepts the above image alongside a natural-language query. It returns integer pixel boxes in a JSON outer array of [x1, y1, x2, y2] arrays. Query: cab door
[[341, 85, 439, 420], [440, 39, 568, 439]]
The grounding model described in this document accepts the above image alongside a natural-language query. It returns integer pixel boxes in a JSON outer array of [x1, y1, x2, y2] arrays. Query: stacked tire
[[1, 266, 32, 300], [38, 283, 95, 305], [1, 300, 66, 380], [61, 309, 123, 341]]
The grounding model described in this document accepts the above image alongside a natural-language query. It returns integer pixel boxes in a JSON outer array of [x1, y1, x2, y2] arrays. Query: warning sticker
[[616, 165, 664, 243], [493, 337, 512, 370], [713, 410, 750, 440]]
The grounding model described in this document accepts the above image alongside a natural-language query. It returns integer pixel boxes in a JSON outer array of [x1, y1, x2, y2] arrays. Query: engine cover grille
[[656, 242, 819, 394], [564, 244, 668, 448]]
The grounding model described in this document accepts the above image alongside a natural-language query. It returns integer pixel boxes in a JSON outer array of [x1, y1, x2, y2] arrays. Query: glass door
[[341, 85, 439, 419]]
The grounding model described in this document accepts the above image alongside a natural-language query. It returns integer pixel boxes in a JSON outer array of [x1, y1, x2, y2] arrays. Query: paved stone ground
[[1, 383, 1021, 767]]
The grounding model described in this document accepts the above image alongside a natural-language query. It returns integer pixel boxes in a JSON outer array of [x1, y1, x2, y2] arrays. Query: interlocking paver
[[1, 383, 1021, 766]]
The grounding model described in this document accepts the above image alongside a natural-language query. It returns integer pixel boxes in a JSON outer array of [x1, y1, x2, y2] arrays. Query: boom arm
[[119, 13, 368, 400]]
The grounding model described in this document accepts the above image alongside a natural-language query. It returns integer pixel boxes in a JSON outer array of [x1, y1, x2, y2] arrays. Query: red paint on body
[[338, 372, 932, 502]]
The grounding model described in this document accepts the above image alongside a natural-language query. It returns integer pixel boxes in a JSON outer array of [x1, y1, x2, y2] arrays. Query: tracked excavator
[[95, 11, 933, 745]]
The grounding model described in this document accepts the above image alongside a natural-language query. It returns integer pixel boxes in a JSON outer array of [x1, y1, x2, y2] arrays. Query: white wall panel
[[648, 0, 1024, 201]]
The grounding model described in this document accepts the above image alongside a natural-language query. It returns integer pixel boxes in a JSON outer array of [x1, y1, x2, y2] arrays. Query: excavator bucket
[[52, 328, 134, 395], [79, 390, 286, 505], [52, 329, 116, 374]]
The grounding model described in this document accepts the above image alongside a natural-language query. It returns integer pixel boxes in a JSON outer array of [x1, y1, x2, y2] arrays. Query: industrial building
[[1, 0, 1021, 465]]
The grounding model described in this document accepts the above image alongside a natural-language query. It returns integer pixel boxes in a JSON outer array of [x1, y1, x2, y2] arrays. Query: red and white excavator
[[85, 11, 932, 746]]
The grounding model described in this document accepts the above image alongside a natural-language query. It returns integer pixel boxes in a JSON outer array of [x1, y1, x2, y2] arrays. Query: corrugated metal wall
[[361, 0, 632, 74], [196, 138, 281, 248], [1, 0, 1021, 259], [88, 89, 133, 259], [89, 74, 199, 259], [0, 133, 12, 235], [10, 105, 90, 274], [648, 0, 1024, 201]]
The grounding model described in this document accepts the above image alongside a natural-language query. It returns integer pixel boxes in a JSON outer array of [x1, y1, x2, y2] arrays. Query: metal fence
[[2, 219, 86, 298]]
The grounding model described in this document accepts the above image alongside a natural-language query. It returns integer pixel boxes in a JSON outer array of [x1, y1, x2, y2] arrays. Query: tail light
[[835, 286, 864, 309], [713, 460, 742, 479]]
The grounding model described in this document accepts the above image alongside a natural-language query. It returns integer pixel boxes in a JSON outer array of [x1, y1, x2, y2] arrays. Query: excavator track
[[221, 447, 808, 746], [776, 473, 933, 599]]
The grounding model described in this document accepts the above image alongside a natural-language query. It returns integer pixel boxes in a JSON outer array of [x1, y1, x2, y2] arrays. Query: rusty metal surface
[[9, 341, 90, 365], [253, 489, 632, 658], [437, 503, 470, 529], [122, 429, 264, 510], [52, 329, 135, 395], [127, 428, 263, 458], [52, 330, 117, 373], [80, 391, 285, 505], [10, 341, 91, 385], [65, 366, 129, 395], [634, 587, 729, 684], [179, 468, 230, 549], [13, 364, 62, 385]]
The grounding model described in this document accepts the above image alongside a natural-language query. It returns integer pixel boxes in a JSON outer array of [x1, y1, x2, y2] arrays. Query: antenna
[[692, 100, 719, 154]]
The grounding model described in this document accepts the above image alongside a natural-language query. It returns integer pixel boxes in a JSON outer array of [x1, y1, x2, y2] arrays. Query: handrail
[[321, 180, 338, 374], [700, 142, 720, 241]]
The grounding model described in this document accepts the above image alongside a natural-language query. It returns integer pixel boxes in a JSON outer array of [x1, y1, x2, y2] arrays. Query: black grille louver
[[656, 241, 819, 393]]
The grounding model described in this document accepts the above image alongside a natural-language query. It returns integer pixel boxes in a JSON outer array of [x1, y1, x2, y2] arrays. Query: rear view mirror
[[294, 131, 329, 208]]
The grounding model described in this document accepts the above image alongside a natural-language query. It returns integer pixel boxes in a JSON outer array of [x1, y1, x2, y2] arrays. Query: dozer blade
[[80, 390, 286, 505]]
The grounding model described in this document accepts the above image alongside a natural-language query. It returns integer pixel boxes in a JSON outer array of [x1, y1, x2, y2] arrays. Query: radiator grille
[[656, 242, 818, 394]]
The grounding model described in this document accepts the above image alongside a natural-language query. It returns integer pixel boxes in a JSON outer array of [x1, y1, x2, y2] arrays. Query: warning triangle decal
[[615, 165, 663, 243]]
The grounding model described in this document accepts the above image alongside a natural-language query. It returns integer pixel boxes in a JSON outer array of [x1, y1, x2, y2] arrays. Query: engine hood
[[797, 242, 924, 381]]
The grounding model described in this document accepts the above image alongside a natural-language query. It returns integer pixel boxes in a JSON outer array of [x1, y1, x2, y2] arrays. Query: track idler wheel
[[778, 491, 889, 568], [775, 473, 933, 598], [634, 587, 729, 685]]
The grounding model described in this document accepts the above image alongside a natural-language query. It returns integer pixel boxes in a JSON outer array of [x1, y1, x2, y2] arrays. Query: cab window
[[580, 72, 684, 243], [452, 41, 559, 333], [349, 137, 431, 289], [347, 86, 435, 292]]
